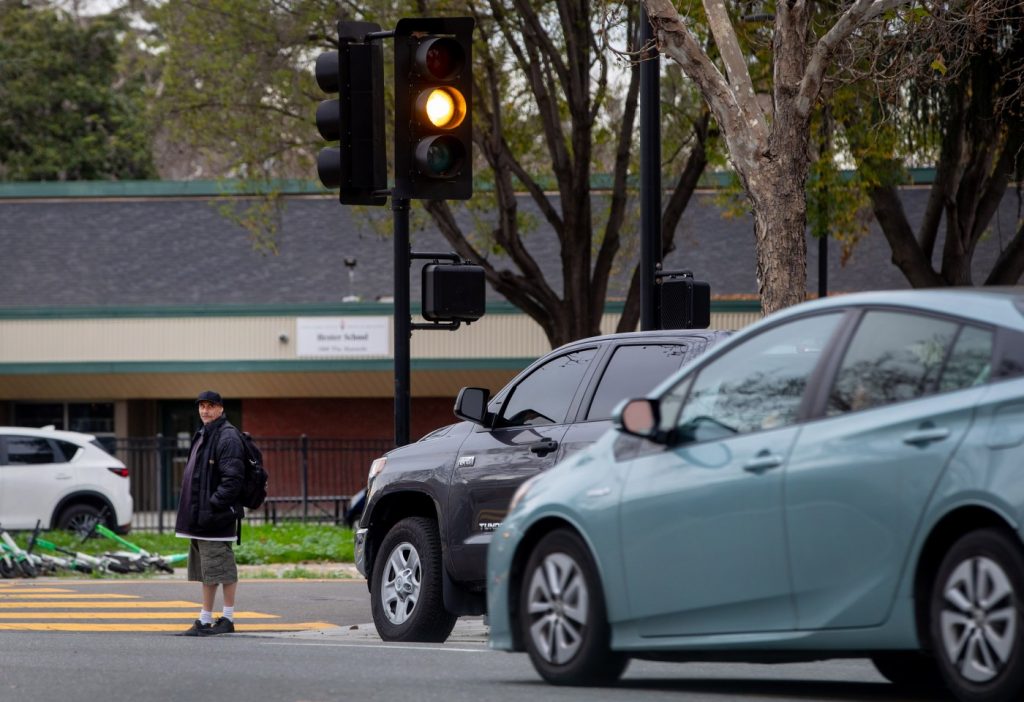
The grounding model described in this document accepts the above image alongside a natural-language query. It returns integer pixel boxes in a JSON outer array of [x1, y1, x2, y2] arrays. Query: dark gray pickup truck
[[355, 328, 730, 642]]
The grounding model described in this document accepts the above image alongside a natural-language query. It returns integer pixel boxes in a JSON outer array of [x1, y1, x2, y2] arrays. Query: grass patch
[[31, 523, 355, 566]]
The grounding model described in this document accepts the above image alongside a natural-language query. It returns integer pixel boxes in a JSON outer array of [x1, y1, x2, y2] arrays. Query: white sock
[[199, 609, 213, 625], [221, 606, 234, 621]]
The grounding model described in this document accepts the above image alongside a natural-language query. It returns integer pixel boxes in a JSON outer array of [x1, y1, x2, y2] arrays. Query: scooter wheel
[[17, 560, 38, 578], [0, 560, 15, 579]]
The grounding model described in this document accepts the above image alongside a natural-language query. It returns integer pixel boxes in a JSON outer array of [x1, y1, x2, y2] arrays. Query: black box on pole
[[657, 271, 711, 329], [422, 263, 485, 323]]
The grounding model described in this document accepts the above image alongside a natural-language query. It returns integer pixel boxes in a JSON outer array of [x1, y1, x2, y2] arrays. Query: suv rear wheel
[[56, 504, 103, 535], [370, 517, 457, 642]]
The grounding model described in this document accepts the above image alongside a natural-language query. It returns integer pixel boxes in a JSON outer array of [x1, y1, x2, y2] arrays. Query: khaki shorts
[[187, 539, 238, 585]]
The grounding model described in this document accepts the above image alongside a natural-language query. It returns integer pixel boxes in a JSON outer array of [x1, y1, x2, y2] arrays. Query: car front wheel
[[930, 529, 1024, 702], [519, 529, 628, 686], [370, 517, 457, 643]]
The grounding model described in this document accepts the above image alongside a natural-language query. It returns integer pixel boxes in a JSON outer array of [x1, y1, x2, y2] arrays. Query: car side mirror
[[454, 387, 491, 425], [614, 398, 665, 443]]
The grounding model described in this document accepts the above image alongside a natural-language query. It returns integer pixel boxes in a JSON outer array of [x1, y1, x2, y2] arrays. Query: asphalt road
[[0, 577, 953, 702]]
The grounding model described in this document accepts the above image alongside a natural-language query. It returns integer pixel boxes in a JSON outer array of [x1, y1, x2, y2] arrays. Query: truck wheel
[[519, 529, 628, 685], [57, 504, 103, 536], [371, 517, 457, 642], [930, 529, 1024, 702]]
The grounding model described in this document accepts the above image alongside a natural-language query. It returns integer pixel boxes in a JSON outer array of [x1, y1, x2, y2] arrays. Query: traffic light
[[394, 17, 474, 200], [314, 21, 387, 206], [657, 271, 711, 329]]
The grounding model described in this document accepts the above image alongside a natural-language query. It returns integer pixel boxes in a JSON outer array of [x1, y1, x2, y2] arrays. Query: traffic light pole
[[639, 6, 661, 331], [393, 197, 411, 447]]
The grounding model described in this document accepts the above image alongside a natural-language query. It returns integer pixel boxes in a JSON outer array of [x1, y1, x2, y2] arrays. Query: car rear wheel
[[930, 529, 1024, 702], [56, 504, 103, 535], [519, 529, 628, 686], [370, 517, 457, 642]]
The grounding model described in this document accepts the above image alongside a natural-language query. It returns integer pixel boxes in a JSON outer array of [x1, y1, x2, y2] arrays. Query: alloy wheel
[[939, 555, 1018, 683], [380, 541, 422, 625], [525, 552, 589, 665]]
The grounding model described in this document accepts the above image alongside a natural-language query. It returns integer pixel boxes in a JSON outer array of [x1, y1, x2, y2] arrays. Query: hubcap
[[380, 541, 421, 625], [940, 556, 1018, 683], [525, 552, 589, 665]]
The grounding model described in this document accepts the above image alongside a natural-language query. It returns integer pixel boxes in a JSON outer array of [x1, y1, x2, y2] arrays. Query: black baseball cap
[[195, 390, 223, 405]]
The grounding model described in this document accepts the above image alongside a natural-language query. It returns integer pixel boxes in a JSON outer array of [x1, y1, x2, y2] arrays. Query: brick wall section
[[243, 397, 457, 440]]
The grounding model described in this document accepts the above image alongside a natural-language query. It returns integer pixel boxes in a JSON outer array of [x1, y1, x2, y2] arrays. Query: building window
[[11, 402, 115, 436]]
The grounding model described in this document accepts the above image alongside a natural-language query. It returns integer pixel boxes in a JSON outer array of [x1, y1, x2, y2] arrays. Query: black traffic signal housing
[[314, 21, 387, 206], [422, 263, 485, 323], [394, 17, 474, 200], [657, 270, 711, 329]]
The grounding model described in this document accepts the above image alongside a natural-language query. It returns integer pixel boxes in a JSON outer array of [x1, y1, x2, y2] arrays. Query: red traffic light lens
[[415, 37, 464, 81], [415, 136, 466, 178]]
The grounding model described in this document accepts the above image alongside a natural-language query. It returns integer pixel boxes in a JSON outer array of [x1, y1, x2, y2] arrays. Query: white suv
[[0, 427, 133, 533]]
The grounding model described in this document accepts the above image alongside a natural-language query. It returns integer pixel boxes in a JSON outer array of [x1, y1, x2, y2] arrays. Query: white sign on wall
[[296, 317, 390, 357]]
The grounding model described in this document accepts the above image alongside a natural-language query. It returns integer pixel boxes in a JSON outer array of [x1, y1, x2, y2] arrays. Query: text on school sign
[[296, 317, 390, 357]]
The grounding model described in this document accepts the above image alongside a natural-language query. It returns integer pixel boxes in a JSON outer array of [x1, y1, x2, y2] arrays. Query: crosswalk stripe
[[0, 622, 335, 632], [0, 583, 332, 634], [0, 600, 200, 609], [0, 611, 277, 619], [0, 593, 139, 599]]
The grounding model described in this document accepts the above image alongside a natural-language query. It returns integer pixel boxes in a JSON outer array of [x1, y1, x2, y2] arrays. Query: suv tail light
[[107, 467, 129, 478]]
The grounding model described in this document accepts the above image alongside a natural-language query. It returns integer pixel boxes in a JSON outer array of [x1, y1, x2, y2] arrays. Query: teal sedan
[[487, 288, 1024, 702]]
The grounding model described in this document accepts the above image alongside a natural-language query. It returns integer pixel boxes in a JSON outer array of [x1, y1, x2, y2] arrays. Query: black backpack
[[235, 429, 268, 510]]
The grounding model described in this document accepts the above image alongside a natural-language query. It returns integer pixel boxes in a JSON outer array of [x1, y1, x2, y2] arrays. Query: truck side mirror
[[454, 387, 490, 425]]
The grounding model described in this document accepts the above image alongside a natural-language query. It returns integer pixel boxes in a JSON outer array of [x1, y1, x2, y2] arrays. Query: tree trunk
[[746, 123, 810, 315]]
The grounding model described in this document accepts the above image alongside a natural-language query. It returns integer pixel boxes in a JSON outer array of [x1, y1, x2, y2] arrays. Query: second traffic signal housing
[[394, 17, 474, 200]]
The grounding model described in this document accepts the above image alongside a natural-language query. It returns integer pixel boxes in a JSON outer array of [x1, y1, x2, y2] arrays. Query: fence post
[[301, 434, 309, 522], [155, 434, 165, 534]]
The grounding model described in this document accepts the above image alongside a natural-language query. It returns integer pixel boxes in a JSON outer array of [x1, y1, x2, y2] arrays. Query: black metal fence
[[113, 436, 393, 532]]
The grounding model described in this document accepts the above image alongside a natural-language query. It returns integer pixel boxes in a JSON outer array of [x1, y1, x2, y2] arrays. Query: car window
[[939, 325, 994, 392], [670, 313, 843, 441], [497, 348, 597, 428], [827, 311, 959, 416], [55, 440, 83, 462], [4, 436, 60, 465], [586, 344, 692, 420]]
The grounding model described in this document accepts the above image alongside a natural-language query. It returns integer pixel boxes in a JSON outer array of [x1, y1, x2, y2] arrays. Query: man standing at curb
[[174, 390, 244, 637]]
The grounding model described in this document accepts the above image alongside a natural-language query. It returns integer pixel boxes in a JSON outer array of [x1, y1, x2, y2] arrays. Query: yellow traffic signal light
[[394, 18, 474, 200]]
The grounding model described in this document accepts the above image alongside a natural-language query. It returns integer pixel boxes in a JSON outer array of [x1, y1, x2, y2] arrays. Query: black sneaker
[[206, 617, 235, 635], [177, 619, 212, 637]]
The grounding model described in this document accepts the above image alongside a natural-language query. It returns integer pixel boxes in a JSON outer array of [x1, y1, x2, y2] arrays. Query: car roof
[[768, 288, 1024, 330], [0, 426, 98, 443], [551, 328, 732, 354]]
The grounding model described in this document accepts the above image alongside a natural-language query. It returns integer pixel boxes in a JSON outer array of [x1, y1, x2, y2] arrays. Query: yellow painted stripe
[[0, 600, 200, 609], [0, 622, 335, 632], [0, 611, 277, 620], [0, 593, 139, 599]]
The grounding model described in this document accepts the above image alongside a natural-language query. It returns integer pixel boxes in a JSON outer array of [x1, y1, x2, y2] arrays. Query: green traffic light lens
[[415, 136, 466, 178]]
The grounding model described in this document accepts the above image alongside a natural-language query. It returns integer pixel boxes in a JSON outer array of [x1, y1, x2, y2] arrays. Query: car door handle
[[55, 473, 73, 480], [743, 453, 783, 474], [530, 438, 559, 457], [902, 427, 951, 447]]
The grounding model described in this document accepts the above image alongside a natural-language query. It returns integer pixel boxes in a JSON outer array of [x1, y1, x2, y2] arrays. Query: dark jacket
[[174, 415, 244, 538]]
